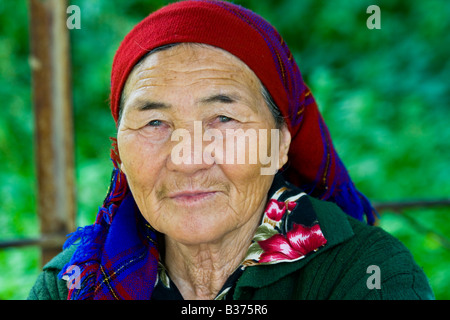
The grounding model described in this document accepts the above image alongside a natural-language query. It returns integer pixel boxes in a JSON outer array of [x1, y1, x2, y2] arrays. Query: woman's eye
[[147, 120, 162, 127], [218, 115, 233, 123]]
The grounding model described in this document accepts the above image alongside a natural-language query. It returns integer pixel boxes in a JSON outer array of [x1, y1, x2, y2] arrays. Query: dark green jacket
[[28, 196, 434, 300]]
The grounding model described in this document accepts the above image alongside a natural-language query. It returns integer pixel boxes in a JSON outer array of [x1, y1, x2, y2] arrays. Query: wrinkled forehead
[[122, 43, 262, 104]]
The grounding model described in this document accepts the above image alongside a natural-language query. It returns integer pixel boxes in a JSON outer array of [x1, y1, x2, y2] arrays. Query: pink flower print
[[258, 223, 327, 263], [265, 200, 286, 221], [265, 199, 297, 222]]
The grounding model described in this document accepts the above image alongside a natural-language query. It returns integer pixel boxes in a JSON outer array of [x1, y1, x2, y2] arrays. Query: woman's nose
[[166, 121, 215, 174]]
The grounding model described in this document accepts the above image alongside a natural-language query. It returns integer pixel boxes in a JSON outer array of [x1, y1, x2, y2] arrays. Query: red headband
[[110, 1, 290, 126]]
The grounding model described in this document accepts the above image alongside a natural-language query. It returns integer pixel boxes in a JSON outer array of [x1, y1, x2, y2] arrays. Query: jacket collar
[[235, 174, 355, 291]]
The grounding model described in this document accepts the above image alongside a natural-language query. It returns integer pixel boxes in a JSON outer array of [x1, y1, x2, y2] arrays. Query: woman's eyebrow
[[129, 93, 241, 111], [135, 101, 172, 111], [199, 93, 240, 105]]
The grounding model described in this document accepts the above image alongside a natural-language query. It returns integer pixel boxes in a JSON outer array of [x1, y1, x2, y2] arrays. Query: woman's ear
[[120, 162, 127, 175], [110, 137, 124, 172], [278, 123, 291, 170], [118, 147, 126, 175]]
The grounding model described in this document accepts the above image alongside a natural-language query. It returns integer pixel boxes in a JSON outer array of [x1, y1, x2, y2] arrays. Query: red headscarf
[[109, 0, 376, 224]]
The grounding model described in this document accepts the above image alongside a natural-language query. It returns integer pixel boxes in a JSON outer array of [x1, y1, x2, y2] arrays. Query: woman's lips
[[168, 190, 217, 204]]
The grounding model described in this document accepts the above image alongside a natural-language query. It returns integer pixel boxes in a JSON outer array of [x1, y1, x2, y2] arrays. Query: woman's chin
[[164, 214, 233, 246]]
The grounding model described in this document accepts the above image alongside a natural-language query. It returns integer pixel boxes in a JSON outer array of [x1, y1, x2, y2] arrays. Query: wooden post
[[28, 0, 76, 266]]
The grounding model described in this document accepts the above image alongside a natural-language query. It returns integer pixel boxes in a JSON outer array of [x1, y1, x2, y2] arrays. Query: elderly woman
[[29, 0, 433, 300]]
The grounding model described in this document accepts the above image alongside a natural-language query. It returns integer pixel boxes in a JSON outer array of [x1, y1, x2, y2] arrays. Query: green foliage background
[[0, 0, 449, 299]]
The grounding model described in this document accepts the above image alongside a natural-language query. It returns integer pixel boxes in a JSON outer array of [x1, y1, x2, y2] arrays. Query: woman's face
[[117, 44, 291, 245]]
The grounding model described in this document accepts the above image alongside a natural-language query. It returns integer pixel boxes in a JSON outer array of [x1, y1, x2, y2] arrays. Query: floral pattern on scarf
[[242, 177, 327, 266]]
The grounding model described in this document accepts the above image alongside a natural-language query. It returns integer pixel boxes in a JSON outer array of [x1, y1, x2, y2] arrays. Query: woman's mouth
[[168, 190, 218, 204]]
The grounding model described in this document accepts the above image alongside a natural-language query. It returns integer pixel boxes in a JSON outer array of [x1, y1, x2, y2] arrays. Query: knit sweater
[[28, 196, 434, 300]]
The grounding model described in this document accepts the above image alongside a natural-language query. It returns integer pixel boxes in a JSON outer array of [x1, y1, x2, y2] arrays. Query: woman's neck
[[164, 214, 260, 300]]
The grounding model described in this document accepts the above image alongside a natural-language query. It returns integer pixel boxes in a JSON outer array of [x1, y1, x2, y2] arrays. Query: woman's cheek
[[138, 123, 173, 144], [118, 130, 168, 183]]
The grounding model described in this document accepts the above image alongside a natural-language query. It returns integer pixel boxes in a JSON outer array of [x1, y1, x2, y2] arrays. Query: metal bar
[[374, 199, 450, 212], [28, 0, 75, 266], [0, 239, 42, 249], [0, 235, 67, 249]]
